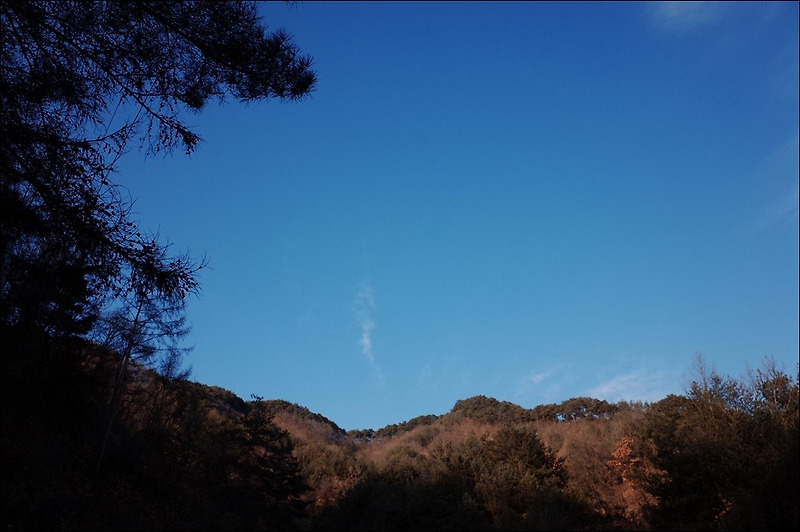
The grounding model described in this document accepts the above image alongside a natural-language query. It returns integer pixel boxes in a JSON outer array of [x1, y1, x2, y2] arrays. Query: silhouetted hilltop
[[182, 381, 250, 415], [448, 394, 538, 424], [343, 394, 629, 442], [261, 398, 348, 443]]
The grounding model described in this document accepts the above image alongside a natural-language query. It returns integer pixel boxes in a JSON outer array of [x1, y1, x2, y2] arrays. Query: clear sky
[[115, 1, 799, 431]]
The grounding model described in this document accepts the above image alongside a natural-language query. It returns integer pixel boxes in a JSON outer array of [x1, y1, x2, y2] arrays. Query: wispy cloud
[[360, 319, 376, 363], [588, 369, 678, 404], [525, 372, 549, 387], [354, 280, 376, 363], [514, 362, 681, 407], [759, 184, 800, 230], [647, 1, 726, 34], [750, 135, 799, 234], [418, 362, 433, 384], [514, 370, 561, 403], [353, 279, 385, 387]]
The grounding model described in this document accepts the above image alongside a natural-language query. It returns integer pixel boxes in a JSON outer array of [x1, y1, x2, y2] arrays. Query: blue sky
[[115, 1, 799, 431]]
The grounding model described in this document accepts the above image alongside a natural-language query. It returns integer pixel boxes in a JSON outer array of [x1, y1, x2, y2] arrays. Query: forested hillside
[[2, 336, 797, 530]]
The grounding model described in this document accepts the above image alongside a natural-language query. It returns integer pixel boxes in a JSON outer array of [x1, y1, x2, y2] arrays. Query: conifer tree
[[1, 0, 316, 343]]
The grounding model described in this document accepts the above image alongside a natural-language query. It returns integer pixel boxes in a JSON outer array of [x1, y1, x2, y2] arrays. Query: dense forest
[[2, 2, 798, 530], [2, 338, 798, 530]]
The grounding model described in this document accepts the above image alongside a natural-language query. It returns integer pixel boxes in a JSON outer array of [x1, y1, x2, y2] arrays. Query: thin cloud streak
[[588, 369, 677, 404], [514, 370, 561, 404], [355, 280, 376, 364], [353, 279, 385, 388], [648, 1, 726, 34], [359, 320, 375, 363], [749, 135, 800, 234]]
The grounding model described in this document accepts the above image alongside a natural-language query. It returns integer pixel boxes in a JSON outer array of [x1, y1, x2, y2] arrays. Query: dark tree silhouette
[[90, 272, 193, 474], [0, 0, 316, 343], [1, 5, 316, 525], [633, 356, 799, 530]]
